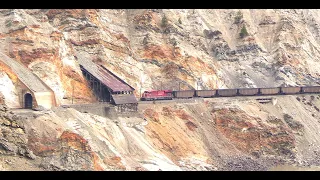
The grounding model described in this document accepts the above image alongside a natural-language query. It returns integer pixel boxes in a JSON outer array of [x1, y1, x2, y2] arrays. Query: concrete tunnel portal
[[24, 93, 33, 109]]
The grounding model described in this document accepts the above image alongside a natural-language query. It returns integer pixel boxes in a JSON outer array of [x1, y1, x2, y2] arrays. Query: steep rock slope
[[0, 9, 320, 171], [2, 94, 320, 170], [1, 9, 320, 107]]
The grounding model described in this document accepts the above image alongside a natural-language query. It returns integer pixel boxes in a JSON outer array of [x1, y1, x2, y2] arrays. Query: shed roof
[[76, 52, 134, 92], [112, 94, 138, 105]]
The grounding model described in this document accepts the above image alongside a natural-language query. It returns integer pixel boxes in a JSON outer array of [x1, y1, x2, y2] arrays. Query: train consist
[[140, 86, 320, 101]]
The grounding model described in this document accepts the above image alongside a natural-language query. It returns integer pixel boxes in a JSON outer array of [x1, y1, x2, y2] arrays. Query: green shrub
[[5, 21, 12, 27], [172, 40, 177, 47], [239, 25, 249, 38], [161, 15, 168, 28], [234, 11, 243, 24]]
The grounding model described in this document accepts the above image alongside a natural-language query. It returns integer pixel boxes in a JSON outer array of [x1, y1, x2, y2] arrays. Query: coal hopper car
[[173, 90, 195, 98]]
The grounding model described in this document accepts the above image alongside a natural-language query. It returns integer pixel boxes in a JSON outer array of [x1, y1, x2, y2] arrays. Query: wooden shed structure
[[76, 52, 138, 112]]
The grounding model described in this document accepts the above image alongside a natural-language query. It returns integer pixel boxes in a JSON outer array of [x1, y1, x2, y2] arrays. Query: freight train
[[140, 86, 320, 101]]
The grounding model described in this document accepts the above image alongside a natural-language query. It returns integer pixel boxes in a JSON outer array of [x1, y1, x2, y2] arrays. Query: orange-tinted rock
[[50, 31, 63, 41], [18, 48, 56, 66], [45, 9, 64, 19], [115, 33, 130, 44], [103, 156, 126, 170], [46, 9, 85, 20], [59, 131, 91, 152], [62, 66, 84, 83], [27, 135, 60, 156], [143, 44, 176, 61], [92, 153, 103, 171], [135, 166, 148, 171], [162, 106, 174, 117], [212, 108, 295, 156], [134, 11, 160, 30], [175, 109, 193, 121], [144, 108, 160, 122], [0, 61, 18, 83], [70, 39, 100, 46], [185, 121, 197, 131]]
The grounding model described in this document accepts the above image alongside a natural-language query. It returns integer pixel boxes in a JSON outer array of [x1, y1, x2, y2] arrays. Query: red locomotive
[[141, 90, 173, 101]]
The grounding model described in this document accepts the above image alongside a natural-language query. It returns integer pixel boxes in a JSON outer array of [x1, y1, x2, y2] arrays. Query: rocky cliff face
[[1, 9, 320, 170], [1, 9, 319, 106]]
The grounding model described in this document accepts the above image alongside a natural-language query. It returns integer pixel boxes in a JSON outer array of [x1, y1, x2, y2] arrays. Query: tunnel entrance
[[24, 93, 33, 109]]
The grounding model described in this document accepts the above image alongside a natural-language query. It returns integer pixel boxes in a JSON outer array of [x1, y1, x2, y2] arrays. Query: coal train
[[140, 86, 320, 101]]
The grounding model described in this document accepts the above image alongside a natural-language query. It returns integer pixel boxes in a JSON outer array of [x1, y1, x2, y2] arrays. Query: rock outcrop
[[0, 9, 320, 171]]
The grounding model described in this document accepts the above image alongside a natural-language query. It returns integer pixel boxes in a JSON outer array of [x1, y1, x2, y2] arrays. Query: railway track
[[22, 90, 319, 109]]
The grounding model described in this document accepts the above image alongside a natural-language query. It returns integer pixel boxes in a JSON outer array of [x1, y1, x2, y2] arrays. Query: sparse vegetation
[[234, 11, 243, 24], [310, 95, 315, 101], [5, 20, 12, 27], [161, 15, 168, 28], [283, 114, 303, 130], [142, 34, 149, 46], [172, 41, 177, 47], [239, 25, 249, 38], [203, 29, 213, 39], [267, 115, 284, 125], [60, 20, 70, 25], [169, 37, 177, 47]]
